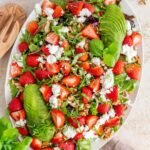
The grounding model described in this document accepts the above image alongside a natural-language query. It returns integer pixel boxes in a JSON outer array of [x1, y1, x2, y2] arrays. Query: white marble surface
[[0, 0, 150, 150]]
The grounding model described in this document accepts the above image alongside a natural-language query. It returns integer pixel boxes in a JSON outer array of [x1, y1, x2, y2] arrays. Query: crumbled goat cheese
[[126, 20, 132, 35], [59, 27, 69, 33], [126, 76, 131, 80], [39, 41, 43, 46], [37, 57, 45, 64], [15, 119, 26, 127], [76, 125, 85, 133], [99, 88, 110, 101], [34, 3, 42, 15], [92, 57, 101, 66], [47, 55, 57, 64], [77, 16, 86, 23], [55, 47, 64, 59], [49, 95, 58, 108], [54, 148, 61, 150], [83, 130, 98, 139], [47, 44, 59, 55], [77, 39, 86, 48], [52, 84, 61, 96], [45, 8, 54, 21], [63, 126, 77, 139], [12, 54, 23, 67], [108, 109, 116, 118], [121, 45, 137, 63], [53, 20, 58, 26], [79, 8, 91, 17]]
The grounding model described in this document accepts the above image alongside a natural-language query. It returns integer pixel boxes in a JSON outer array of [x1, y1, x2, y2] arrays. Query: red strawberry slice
[[42, 148, 53, 150], [40, 85, 52, 102], [88, 66, 104, 77], [80, 62, 90, 71], [73, 133, 84, 141], [26, 54, 39, 67], [114, 104, 124, 117], [131, 32, 142, 46], [62, 75, 80, 87], [41, 45, 50, 55], [105, 116, 120, 127], [11, 62, 22, 78], [106, 86, 118, 102], [31, 138, 42, 150], [10, 109, 26, 121], [51, 132, 64, 144], [68, 1, 84, 16], [61, 40, 70, 49], [35, 69, 51, 81], [17, 126, 29, 136], [82, 87, 93, 104], [46, 62, 60, 75], [123, 36, 133, 46], [8, 98, 22, 113], [89, 78, 100, 92], [77, 116, 86, 126], [104, 0, 116, 5], [27, 21, 39, 35], [18, 42, 28, 53], [59, 61, 71, 76], [75, 48, 89, 62], [53, 6, 63, 18], [97, 103, 110, 114], [68, 117, 78, 128], [81, 24, 99, 39], [83, 3, 95, 13], [126, 64, 141, 80], [59, 140, 75, 150], [86, 115, 99, 129], [113, 60, 125, 75], [19, 93, 24, 102], [51, 109, 65, 128], [19, 71, 36, 86], [75, 48, 85, 54], [45, 32, 60, 45]]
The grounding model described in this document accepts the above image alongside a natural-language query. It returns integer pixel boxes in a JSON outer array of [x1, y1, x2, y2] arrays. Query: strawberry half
[[26, 54, 39, 67], [17, 126, 29, 136], [40, 85, 52, 102], [18, 42, 28, 53], [11, 62, 22, 78], [86, 115, 99, 129], [113, 60, 125, 75], [8, 98, 22, 113], [41, 45, 50, 55], [105, 116, 120, 127], [97, 103, 110, 114], [53, 6, 63, 18], [27, 21, 39, 35], [83, 3, 95, 13], [73, 133, 84, 141], [89, 78, 100, 92], [35, 69, 50, 81], [80, 62, 90, 71], [19, 71, 36, 86], [82, 87, 93, 104], [123, 36, 133, 46], [51, 132, 64, 144], [59, 140, 75, 150], [51, 109, 65, 128], [46, 62, 60, 75], [131, 32, 142, 46], [59, 61, 71, 76], [45, 32, 60, 45], [106, 86, 118, 102], [61, 40, 70, 49], [62, 75, 80, 87], [31, 138, 42, 150], [10, 109, 26, 121], [114, 104, 124, 117], [88, 66, 104, 77]]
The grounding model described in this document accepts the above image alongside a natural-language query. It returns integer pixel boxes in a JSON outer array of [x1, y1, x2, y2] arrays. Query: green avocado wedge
[[24, 84, 55, 142]]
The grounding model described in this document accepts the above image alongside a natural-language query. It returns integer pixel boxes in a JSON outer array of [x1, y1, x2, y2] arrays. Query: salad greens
[[9, 80, 19, 98], [77, 139, 91, 150]]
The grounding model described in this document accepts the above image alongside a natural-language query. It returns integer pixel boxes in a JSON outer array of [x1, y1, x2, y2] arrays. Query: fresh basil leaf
[[89, 39, 104, 57]]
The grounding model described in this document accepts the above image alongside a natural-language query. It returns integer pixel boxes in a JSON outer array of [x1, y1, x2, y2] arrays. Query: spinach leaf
[[89, 39, 104, 57]]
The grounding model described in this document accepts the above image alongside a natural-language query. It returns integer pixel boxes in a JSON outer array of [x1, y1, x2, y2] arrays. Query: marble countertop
[[0, 0, 150, 150]]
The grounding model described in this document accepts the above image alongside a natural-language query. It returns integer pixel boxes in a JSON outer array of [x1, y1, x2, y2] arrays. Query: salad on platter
[[7, 0, 142, 149]]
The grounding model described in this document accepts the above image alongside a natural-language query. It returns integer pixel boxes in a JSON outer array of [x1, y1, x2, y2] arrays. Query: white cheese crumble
[[54, 148, 61, 150], [83, 130, 98, 139], [121, 45, 137, 63], [39, 41, 43, 46], [37, 57, 45, 64], [52, 84, 61, 96], [79, 8, 91, 17], [12, 54, 23, 67], [49, 95, 58, 108], [92, 57, 101, 66], [15, 119, 26, 127], [63, 126, 77, 139], [53, 20, 58, 26], [126, 20, 132, 35], [45, 8, 54, 21], [77, 16, 86, 23], [76, 125, 85, 133], [59, 27, 69, 33], [47, 55, 57, 64], [55, 47, 64, 59], [77, 39, 86, 48], [108, 109, 116, 118], [34, 3, 42, 15]]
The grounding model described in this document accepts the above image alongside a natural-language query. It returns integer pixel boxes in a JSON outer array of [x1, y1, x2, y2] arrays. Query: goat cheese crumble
[[34, 3, 42, 15], [37, 56, 45, 64], [49, 95, 58, 108], [45, 8, 54, 21], [83, 130, 98, 140], [47, 55, 57, 64], [15, 119, 26, 127], [92, 57, 101, 66], [52, 84, 61, 96], [63, 126, 77, 139]]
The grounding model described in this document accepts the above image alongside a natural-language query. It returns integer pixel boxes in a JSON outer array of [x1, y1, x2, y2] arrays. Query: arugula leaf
[[89, 39, 104, 57], [29, 43, 40, 52], [72, 53, 84, 65], [21, 31, 33, 43], [90, 102, 98, 115]]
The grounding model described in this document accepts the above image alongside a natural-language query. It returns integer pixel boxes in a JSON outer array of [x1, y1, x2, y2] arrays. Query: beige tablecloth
[[0, 0, 150, 150]]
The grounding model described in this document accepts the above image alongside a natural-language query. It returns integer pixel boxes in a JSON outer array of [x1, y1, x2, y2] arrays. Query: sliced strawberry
[[26, 54, 39, 67], [82, 87, 93, 104], [61, 40, 70, 49], [53, 6, 63, 18], [104, 0, 116, 5], [10, 109, 26, 121], [75, 47, 84, 54], [18, 42, 28, 53], [59, 61, 71, 76], [80, 62, 90, 71], [73, 133, 84, 141], [46, 62, 60, 75], [97, 103, 110, 114], [40, 85, 52, 102], [123, 36, 133, 46], [8, 98, 22, 113], [79, 53, 89, 62], [114, 104, 124, 117], [51, 109, 65, 128], [68, 1, 84, 16], [27, 21, 39, 35], [113, 60, 125, 75], [17, 126, 29, 136], [11, 62, 22, 78], [86, 115, 99, 129], [19, 71, 36, 86], [81, 24, 99, 39], [62, 75, 80, 87], [19, 93, 24, 102], [97, 125, 104, 134], [68, 117, 78, 128], [83, 3, 95, 13], [131, 32, 142, 46], [89, 78, 100, 92], [88, 66, 104, 77], [45, 32, 60, 45], [41, 45, 50, 55], [51, 132, 64, 144], [77, 116, 86, 126], [35, 69, 51, 81], [105, 116, 120, 127], [31, 138, 42, 150], [56, 83, 70, 100], [126, 64, 141, 80], [106, 86, 118, 102], [59, 140, 75, 150]]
